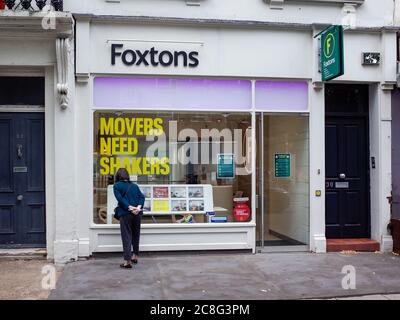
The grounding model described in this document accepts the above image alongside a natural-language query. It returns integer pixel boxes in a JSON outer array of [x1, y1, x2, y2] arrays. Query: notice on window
[[217, 153, 235, 179], [274, 154, 291, 178], [152, 200, 170, 213]]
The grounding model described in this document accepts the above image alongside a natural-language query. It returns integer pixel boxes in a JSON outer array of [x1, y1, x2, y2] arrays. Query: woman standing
[[113, 168, 145, 269]]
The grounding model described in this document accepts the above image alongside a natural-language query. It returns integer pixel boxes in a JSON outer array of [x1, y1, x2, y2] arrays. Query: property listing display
[[106, 184, 214, 224]]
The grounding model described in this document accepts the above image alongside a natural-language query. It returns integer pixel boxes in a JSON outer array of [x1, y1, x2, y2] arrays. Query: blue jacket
[[113, 181, 145, 218]]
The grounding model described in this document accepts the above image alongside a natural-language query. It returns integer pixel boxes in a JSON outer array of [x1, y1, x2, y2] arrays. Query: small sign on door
[[274, 154, 291, 178], [335, 182, 349, 189]]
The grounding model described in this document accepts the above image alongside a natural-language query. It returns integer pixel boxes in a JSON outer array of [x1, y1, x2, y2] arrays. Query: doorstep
[[326, 239, 380, 252], [0, 248, 47, 260]]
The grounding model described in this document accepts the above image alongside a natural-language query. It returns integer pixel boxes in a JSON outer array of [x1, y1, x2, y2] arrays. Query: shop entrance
[[256, 113, 310, 250], [0, 112, 46, 247], [325, 84, 370, 239]]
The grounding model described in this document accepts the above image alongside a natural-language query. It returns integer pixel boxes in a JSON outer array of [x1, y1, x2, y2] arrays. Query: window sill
[[90, 222, 256, 229], [264, 0, 364, 10]]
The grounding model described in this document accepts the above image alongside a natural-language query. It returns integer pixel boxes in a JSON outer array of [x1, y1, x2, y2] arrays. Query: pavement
[[326, 294, 400, 300], [49, 251, 400, 300], [0, 259, 62, 300]]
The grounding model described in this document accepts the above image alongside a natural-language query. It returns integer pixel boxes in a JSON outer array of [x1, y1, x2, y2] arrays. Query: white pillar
[[309, 84, 326, 253], [75, 19, 92, 258], [45, 66, 56, 261], [370, 85, 393, 252], [310, 27, 326, 253], [53, 38, 79, 264]]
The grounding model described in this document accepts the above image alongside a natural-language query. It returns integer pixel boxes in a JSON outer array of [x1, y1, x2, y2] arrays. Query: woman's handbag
[[113, 183, 133, 221]]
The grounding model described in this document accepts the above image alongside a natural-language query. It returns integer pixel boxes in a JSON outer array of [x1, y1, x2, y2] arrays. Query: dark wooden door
[[0, 113, 46, 247], [325, 116, 369, 238]]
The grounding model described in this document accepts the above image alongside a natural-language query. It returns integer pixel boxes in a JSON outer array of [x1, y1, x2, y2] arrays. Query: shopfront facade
[[1, 0, 397, 264], [64, 0, 396, 262], [72, 19, 313, 256]]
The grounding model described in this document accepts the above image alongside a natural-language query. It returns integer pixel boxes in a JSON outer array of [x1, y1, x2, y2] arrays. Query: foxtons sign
[[320, 25, 344, 81], [111, 44, 199, 68]]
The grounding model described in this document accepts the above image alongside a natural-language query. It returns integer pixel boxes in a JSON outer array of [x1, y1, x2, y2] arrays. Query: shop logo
[[323, 33, 335, 59], [111, 44, 199, 68]]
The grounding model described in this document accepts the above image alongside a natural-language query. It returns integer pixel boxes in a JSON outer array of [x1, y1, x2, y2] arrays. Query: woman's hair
[[115, 168, 130, 182]]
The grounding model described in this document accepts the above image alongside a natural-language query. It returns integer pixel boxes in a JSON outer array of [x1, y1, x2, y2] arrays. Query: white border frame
[[88, 75, 312, 255]]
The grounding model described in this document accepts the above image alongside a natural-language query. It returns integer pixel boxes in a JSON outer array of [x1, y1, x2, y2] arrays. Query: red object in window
[[0, 0, 5, 10], [233, 197, 251, 222]]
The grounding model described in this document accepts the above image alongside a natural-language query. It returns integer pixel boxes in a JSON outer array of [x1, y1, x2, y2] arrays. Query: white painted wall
[[78, 22, 392, 83], [64, 0, 395, 28]]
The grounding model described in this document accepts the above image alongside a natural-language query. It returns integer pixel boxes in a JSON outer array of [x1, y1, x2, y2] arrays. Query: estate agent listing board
[[107, 184, 214, 224]]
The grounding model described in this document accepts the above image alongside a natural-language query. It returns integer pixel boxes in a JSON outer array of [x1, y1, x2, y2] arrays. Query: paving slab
[[49, 252, 400, 300]]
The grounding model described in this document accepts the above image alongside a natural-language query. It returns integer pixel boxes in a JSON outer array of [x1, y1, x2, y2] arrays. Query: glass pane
[[325, 84, 368, 114], [0, 77, 44, 105], [263, 114, 310, 245], [255, 81, 308, 112], [94, 77, 252, 110], [93, 111, 253, 225]]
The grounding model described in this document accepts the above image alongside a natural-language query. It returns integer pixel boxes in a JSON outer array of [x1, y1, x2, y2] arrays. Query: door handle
[[17, 144, 23, 159], [339, 173, 346, 179], [16, 195, 23, 201]]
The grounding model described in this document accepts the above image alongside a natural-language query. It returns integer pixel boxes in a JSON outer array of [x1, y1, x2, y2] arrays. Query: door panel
[[325, 117, 369, 238], [326, 192, 340, 225], [345, 192, 360, 225], [344, 125, 360, 178], [0, 113, 45, 246], [27, 118, 45, 191], [0, 206, 16, 234], [0, 119, 13, 192], [325, 125, 339, 178]]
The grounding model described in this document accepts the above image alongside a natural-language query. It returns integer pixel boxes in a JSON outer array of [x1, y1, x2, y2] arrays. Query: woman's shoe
[[120, 263, 132, 269], [131, 259, 138, 264]]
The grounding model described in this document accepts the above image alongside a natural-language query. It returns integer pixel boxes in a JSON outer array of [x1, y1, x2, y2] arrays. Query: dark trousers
[[119, 213, 141, 261]]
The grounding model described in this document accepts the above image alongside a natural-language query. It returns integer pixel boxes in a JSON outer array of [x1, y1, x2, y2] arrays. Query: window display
[[105, 183, 214, 223], [93, 111, 253, 225], [171, 187, 186, 198], [188, 187, 204, 198]]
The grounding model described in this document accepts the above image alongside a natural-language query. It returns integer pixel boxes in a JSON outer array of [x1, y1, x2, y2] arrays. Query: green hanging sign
[[320, 25, 344, 81]]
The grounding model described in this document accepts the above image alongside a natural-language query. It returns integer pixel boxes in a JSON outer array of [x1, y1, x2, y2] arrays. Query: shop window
[[256, 114, 310, 246], [93, 111, 253, 225]]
